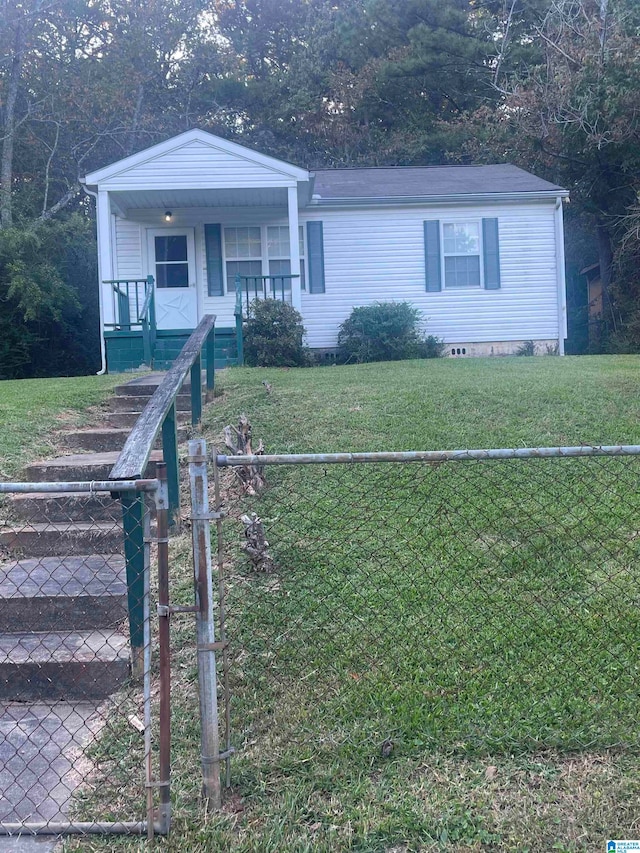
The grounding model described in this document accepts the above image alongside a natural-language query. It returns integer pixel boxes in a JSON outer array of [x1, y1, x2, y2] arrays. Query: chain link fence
[[0, 478, 167, 838], [214, 446, 640, 772]]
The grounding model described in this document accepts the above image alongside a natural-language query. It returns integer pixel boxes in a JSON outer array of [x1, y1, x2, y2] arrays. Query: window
[[222, 225, 305, 294], [224, 227, 262, 288], [442, 222, 481, 288], [155, 235, 189, 288]]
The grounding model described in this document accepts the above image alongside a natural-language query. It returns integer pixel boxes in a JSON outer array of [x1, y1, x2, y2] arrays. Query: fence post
[[206, 327, 215, 398], [161, 403, 180, 528], [156, 463, 172, 835], [188, 438, 222, 810], [190, 354, 202, 426], [234, 274, 244, 365], [120, 490, 145, 678]]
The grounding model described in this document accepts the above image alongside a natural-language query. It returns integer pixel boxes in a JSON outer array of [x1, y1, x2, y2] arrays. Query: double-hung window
[[442, 222, 482, 289], [266, 225, 306, 292], [224, 227, 262, 285]]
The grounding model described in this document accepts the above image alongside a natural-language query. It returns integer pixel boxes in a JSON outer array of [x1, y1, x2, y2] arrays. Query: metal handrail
[[104, 276, 156, 366]]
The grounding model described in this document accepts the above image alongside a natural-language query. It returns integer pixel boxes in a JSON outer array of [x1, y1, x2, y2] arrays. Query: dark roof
[[311, 164, 565, 200]]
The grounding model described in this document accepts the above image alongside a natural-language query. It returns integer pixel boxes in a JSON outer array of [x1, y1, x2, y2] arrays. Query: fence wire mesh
[[217, 451, 640, 768], [0, 481, 156, 835]]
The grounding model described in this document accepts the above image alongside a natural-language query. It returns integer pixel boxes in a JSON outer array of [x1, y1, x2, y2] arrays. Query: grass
[[0, 374, 121, 478], [69, 355, 640, 851]]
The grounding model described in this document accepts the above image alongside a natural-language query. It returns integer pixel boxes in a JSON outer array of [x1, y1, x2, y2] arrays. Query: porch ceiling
[[110, 185, 309, 213]]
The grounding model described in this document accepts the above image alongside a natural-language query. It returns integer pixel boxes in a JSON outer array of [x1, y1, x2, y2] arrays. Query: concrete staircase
[[0, 373, 187, 828], [0, 375, 181, 701]]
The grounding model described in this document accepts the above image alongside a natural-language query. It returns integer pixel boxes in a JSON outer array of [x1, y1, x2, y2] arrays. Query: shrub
[[243, 299, 307, 367], [337, 301, 444, 364]]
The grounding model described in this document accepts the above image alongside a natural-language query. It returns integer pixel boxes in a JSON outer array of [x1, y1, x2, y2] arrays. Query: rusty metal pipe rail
[[0, 479, 158, 493], [216, 444, 640, 467]]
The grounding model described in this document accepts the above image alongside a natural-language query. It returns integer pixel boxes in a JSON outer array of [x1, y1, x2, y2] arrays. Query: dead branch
[[240, 512, 274, 573], [222, 414, 266, 495]]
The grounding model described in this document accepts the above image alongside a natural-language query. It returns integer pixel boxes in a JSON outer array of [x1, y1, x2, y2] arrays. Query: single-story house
[[82, 128, 569, 371]]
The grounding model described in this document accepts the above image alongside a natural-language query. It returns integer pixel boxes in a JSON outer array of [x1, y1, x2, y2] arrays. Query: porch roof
[[108, 185, 310, 215]]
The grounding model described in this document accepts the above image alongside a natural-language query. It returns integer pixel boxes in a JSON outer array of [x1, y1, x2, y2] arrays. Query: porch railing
[[104, 276, 157, 367], [234, 273, 300, 366]]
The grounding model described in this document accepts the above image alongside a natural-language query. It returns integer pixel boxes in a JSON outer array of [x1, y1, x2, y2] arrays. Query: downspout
[[554, 196, 568, 356], [82, 184, 107, 375]]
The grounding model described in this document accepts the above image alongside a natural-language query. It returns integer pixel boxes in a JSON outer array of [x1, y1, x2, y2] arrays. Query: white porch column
[[97, 190, 115, 326], [287, 185, 302, 311]]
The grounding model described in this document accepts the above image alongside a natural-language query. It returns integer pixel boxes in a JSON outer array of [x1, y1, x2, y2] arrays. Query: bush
[[337, 301, 444, 364], [243, 299, 307, 367]]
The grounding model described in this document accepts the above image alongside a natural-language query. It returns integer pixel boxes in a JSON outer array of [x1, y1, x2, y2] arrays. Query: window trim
[[441, 219, 484, 290]]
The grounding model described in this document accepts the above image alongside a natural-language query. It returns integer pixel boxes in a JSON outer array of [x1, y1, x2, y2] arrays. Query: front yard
[[79, 355, 640, 851]]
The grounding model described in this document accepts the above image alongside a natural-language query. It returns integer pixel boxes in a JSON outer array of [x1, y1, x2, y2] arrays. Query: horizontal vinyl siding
[[114, 219, 145, 324], [299, 203, 560, 349], [102, 140, 296, 191]]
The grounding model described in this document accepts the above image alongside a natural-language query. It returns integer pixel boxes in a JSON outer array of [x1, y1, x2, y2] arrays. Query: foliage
[[243, 299, 308, 367], [0, 215, 100, 378], [337, 301, 444, 363], [515, 340, 536, 357]]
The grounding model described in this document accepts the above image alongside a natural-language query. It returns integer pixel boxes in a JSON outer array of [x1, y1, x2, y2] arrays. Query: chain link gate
[[0, 475, 171, 838], [208, 443, 640, 802]]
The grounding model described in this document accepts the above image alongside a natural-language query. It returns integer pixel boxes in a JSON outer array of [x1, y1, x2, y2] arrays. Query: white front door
[[147, 229, 198, 330]]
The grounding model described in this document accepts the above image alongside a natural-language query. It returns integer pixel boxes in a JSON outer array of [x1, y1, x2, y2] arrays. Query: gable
[[84, 129, 308, 190]]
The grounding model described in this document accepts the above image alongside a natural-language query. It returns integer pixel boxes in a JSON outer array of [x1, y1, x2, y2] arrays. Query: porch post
[[97, 190, 115, 326], [287, 185, 302, 311]]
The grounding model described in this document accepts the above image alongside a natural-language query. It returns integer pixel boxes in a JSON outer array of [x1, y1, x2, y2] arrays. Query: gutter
[[309, 190, 570, 207], [82, 183, 107, 375]]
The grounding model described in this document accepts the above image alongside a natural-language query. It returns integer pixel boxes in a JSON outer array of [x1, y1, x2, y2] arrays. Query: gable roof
[[83, 128, 309, 186], [310, 164, 567, 203]]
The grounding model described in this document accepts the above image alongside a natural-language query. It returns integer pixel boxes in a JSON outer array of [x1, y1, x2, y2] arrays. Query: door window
[[155, 235, 189, 288]]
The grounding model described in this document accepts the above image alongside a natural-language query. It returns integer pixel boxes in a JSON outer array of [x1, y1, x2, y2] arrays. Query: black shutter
[[307, 221, 325, 294], [482, 218, 501, 290]]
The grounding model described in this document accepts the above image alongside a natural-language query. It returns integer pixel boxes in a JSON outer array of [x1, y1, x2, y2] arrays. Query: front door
[[147, 229, 198, 330]]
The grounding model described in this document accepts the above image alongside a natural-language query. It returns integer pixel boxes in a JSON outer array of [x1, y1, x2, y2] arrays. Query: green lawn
[[0, 374, 121, 478], [75, 356, 640, 852]]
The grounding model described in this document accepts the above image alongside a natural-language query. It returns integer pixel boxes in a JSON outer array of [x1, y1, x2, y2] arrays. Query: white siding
[[109, 201, 563, 345], [299, 202, 560, 348], [113, 218, 145, 324], [101, 140, 297, 191]]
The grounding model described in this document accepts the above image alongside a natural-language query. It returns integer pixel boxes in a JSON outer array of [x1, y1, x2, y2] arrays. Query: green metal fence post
[[191, 354, 202, 426], [161, 403, 180, 528], [206, 327, 215, 398], [120, 490, 146, 678], [234, 274, 244, 366]]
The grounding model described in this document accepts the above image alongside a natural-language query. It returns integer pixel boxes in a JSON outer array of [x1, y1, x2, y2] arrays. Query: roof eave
[[309, 190, 569, 206]]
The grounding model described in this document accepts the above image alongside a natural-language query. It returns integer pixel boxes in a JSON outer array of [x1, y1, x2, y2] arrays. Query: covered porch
[[83, 129, 311, 372]]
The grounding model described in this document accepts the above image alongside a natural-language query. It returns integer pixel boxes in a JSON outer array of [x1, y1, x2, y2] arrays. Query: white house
[[82, 128, 569, 371]]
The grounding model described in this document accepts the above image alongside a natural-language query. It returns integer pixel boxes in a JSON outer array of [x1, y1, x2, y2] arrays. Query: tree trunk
[[0, 17, 25, 229]]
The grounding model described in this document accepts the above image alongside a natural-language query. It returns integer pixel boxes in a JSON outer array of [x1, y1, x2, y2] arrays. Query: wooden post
[[120, 490, 146, 678], [190, 354, 202, 426], [161, 403, 180, 527]]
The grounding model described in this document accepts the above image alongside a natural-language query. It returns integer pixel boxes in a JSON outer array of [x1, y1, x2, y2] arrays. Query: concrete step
[[103, 411, 191, 430], [0, 630, 130, 700], [108, 394, 191, 413], [0, 522, 123, 557], [9, 490, 121, 523], [61, 426, 189, 453], [24, 450, 163, 482], [0, 555, 126, 632]]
